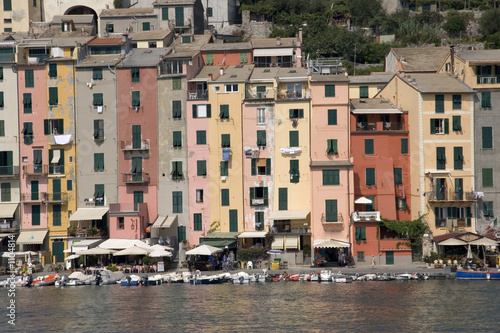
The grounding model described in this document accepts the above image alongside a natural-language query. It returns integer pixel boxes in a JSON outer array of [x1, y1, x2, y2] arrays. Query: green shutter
[[328, 109, 337, 125], [67, 179, 72, 191], [49, 87, 58, 105], [49, 63, 57, 78], [1, 182, 10, 201], [193, 213, 202, 231], [172, 100, 181, 118], [366, 168, 375, 186], [23, 93, 32, 113], [359, 86, 368, 98], [32, 205, 40, 225], [323, 170, 340, 185], [0, 91, 4, 108], [279, 188, 287, 210], [53, 205, 61, 226], [206, 53, 213, 65], [197, 160, 206, 176], [94, 120, 104, 139], [401, 138, 408, 154], [173, 131, 182, 147], [483, 168, 493, 187], [220, 105, 229, 119], [436, 147, 446, 170], [452, 116, 461, 131], [207, 104, 211, 117], [325, 84, 335, 97], [257, 130, 266, 147], [93, 93, 103, 106], [0, 120, 4, 137], [221, 189, 229, 206], [325, 199, 338, 222], [31, 181, 38, 200], [454, 147, 463, 170], [94, 153, 104, 171], [93, 68, 102, 80], [25, 70, 34, 88], [221, 134, 230, 148], [220, 161, 228, 176], [263, 187, 268, 206], [394, 168, 402, 185], [435, 94, 444, 113], [0, 67, 3, 80], [162, 7, 168, 20], [444, 118, 449, 134], [289, 131, 299, 147], [142, 22, 150, 31], [172, 78, 181, 90], [455, 178, 463, 200], [131, 91, 140, 107], [192, 104, 197, 118], [266, 159, 271, 175], [290, 160, 299, 183], [3, 0, 12, 11], [482, 127, 493, 149], [452, 94, 461, 110], [178, 225, 186, 241], [57, 119, 64, 134], [365, 139, 374, 155], [196, 130, 206, 145], [251, 158, 256, 176], [430, 119, 436, 134], [134, 191, 144, 211], [132, 125, 141, 149], [52, 179, 61, 201], [44, 119, 49, 135], [481, 91, 491, 108], [131, 67, 140, 82], [175, 7, 184, 27], [172, 191, 182, 213], [240, 51, 247, 64], [229, 209, 238, 232], [249, 187, 255, 206], [466, 207, 472, 227]]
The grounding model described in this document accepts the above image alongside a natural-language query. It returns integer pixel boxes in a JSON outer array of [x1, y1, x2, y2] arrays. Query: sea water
[[2, 280, 499, 332]]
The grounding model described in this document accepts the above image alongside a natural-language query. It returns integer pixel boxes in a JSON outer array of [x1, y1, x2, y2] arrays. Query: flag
[[486, 218, 498, 231]]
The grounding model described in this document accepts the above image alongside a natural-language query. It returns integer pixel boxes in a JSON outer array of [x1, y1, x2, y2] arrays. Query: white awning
[[99, 238, 150, 250], [152, 215, 177, 229], [238, 231, 267, 238], [314, 239, 350, 248], [285, 236, 298, 249], [151, 215, 167, 228], [17, 229, 48, 245], [69, 208, 109, 221], [65, 254, 81, 261], [0, 203, 19, 218], [71, 239, 103, 249], [271, 236, 284, 250], [269, 210, 310, 221], [51, 149, 61, 163], [254, 48, 293, 57], [351, 109, 402, 114]]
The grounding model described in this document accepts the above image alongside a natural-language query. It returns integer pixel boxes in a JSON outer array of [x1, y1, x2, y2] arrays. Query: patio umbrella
[[113, 246, 151, 256], [64, 254, 82, 261], [266, 250, 284, 254], [149, 250, 172, 258], [151, 244, 174, 251], [355, 197, 373, 204], [185, 244, 222, 256], [79, 248, 117, 255], [438, 238, 468, 246]]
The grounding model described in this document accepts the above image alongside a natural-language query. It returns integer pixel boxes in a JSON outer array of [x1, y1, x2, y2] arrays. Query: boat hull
[[456, 270, 500, 280]]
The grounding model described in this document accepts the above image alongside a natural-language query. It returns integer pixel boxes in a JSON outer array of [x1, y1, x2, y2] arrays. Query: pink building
[[200, 42, 252, 67], [309, 74, 354, 266]]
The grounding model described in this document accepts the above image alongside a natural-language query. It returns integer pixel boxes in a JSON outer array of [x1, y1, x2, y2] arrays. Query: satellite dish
[[494, 232, 500, 239]]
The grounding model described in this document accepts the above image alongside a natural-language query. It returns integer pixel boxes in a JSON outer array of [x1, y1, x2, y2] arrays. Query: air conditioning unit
[[28, 57, 39, 64]]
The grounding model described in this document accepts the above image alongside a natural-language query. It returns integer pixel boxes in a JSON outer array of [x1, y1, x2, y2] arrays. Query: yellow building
[[379, 73, 476, 237], [1, 0, 43, 33], [349, 72, 395, 99], [207, 65, 253, 234]]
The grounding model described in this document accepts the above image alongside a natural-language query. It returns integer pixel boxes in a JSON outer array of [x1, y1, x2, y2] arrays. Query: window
[[92, 68, 102, 80], [0, 92, 3, 108], [436, 147, 446, 170], [118, 217, 124, 229], [225, 84, 238, 93], [131, 157, 142, 181], [482, 127, 493, 149], [401, 138, 408, 154], [394, 167, 402, 185], [178, 225, 186, 242], [278, 188, 287, 210], [452, 115, 461, 131], [31, 181, 39, 204], [355, 227, 366, 241], [289, 109, 304, 119], [172, 78, 181, 90], [48, 87, 58, 105], [67, 179, 72, 191], [192, 104, 211, 118], [32, 205, 40, 226], [325, 84, 335, 97], [328, 109, 337, 125], [93, 93, 103, 107], [430, 118, 449, 134], [196, 189, 203, 203], [221, 134, 230, 148], [229, 210, 238, 232], [289, 131, 299, 147], [105, 23, 114, 33], [0, 151, 12, 176], [325, 199, 338, 222], [220, 161, 228, 176], [3, 0, 12, 11], [171, 161, 183, 180], [142, 22, 150, 31], [255, 212, 264, 231], [25, 69, 34, 88], [0, 67, 2, 80], [197, 160, 206, 176], [257, 108, 266, 125], [162, 8, 168, 20], [196, 130, 206, 145], [366, 168, 375, 186], [484, 201, 494, 217], [219, 105, 229, 119], [131, 67, 140, 82], [206, 52, 213, 65], [44, 119, 64, 135], [452, 94, 461, 110], [359, 86, 368, 98], [326, 139, 338, 155], [240, 52, 247, 64], [172, 100, 181, 118], [323, 169, 340, 185], [92, 184, 104, 206], [257, 130, 266, 147], [396, 197, 407, 210], [365, 139, 374, 155], [454, 147, 463, 170], [173, 131, 182, 148], [48, 63, 57, 78], [221, 189, 230, 206], [132, 191, 143, 211], [454, 178, 463, 200], [94, 119, 104, 140], [1, 183, 10, 201], [94, 153, 104, 171], [357, 251, 365, 262], [172, 191, 182, 213], [22, 122, 33, 144], [23, 93, 32, 113], [435, 94, 444, 113], [290, 160, 299, 183], [131, 91, 140, 107], [207, 7, 213, 17], [251, 158, 271, 176], [0, 120, 3, 137], [483, 168, 493, 187], [193, 213, 202, 231], [175, 6, 184, 26], [481, 91, 491, 108], [249, 187, 268, 206], [434, 207, 447, 227]]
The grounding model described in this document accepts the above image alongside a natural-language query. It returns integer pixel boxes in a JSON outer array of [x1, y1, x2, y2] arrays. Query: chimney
[[220, 67, 224, 76], [208, 73, 213, 81], [276, 37, 281, 46], [298, 28, 303, 43], [450, 45, 455, 74]]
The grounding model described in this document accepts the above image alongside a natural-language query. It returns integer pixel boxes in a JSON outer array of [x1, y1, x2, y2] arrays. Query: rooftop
[[100, 8, 155, 17], [390, 46, 450, 72], [88, 38, 126, 46], [213, 65, 254, 83], [248, 67, 279, 81], [76, 54, 124, 67], [118, 48, 170, 67], [310, 73, 349, 82], [130, 29, 172, 41], [171, 34, 212, 51], [251, 37, 300, 49], [51, 15, 95, 25], [153, 0, 197, 5], [455, 49, 500, 63], [200, 42, 252, 51], [399, 73, 475, 93], [350, 98, 401, 113], [191, 65, 223, 81], [47, 37, 95, 47], [277, 67, 309, 81], [349, 72, 396, 84]]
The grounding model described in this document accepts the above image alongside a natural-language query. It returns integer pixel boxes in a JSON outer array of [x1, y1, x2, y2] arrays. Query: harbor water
[[3, 279, 500, 332]]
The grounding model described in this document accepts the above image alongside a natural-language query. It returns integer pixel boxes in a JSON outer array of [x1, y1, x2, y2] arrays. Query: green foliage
[[68, 226, 76, 237], [107, 263, 118, 272], [142, 255, 150, 265], [398, 20, 440, 45], [348, 0, 384, 27], [237, 248, 268, 262], [209, 220, 220, 233], [113, 0, 123, 9], [443, 10, 469, 38], [485, 32, 500, 49], [479, 8, 500, 37], [382, 215, 427, 247]]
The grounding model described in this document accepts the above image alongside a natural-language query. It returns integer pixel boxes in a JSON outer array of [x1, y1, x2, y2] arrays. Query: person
[[371, 255, 376, 269]]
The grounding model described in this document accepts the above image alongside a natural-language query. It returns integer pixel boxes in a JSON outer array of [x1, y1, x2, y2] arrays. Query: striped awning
[[254, 48, 293, 57], [69, 208, 108, 221], [271, 236, 284, 250], [314, 239, 350, 249], [238, 231, 267, 239], [17, 229, 48, 245], [0, 203, 19, 218], [285, 236, 298, 249], [269, 210, 310, 221]]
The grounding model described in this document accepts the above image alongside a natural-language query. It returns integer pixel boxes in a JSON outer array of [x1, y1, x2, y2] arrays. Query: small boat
[[190, 274, 225, 285], [2, 275, 32, 287], [319, 270, 332, 282], [456, 270, 500, 280], [394, 274, 410, 281], [377, 273, 393, 281], [120, 275, 142, 286], [249, 271, 268, 282], [307, 272, 320, 282], [147, 274, 163, 285], [231, 272, 250, 284], [333, 274, 353, 283], [33, 274, 59, 286]]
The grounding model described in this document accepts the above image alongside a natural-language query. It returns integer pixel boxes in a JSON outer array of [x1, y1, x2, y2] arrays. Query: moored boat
[[33, 274, 59, 286], [456, 270, 500, 280]]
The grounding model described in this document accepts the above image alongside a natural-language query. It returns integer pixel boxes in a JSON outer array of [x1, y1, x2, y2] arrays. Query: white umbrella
[[65, 254, 82, 261], [79, 248, 116, 255], [151, 244, 174, 251], [113, 246, 151, 256], [355, 197, 373, 204], [149, 250, 172, 258], [185, 244, 222, 256], [438, 238, 468, 246]]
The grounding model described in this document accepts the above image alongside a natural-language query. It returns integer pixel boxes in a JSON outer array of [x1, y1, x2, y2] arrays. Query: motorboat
[[320, 270, 332, 282], [190, 273, 226, 285], [231, 271, 250, 284], [307, 272, 320, 282], [33, 274, 59, 286], [148, 274, 163, 285], [333, 274, 353, 283], [456, 270, 500, 280], [120, 275, 142, 286]]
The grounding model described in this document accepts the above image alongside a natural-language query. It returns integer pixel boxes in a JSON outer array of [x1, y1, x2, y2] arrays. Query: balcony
[[188, 90, 208, 100], [0, 220, 19, 232], [21, 193, 44, 203], [352, 211, 381, 222], [123, 172, 150, 185], [0, 54, 15, 63], [477, 76, 500, 84], [355, 121, 403, 132], [321, 213, 343, 225], [23, 164, 48, 176], [0, 165, 19, 178], [277, 89, 310, 101], [69, 227, 106, 238], [245, 89, 275, 101], [427, 186, 476, 202], [121, 139, 150, 151], [269, 221, 311, 234], [109, 203, 147, 215], [42, 192, 68, 204]]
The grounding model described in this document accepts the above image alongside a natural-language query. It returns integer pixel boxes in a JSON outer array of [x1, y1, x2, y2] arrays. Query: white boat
[[231, 271, 250, 284], [357, 273, 377, 281], [333, 274, 353, 283], [319, 270, 332, 282], [147, 274, 163, 285]]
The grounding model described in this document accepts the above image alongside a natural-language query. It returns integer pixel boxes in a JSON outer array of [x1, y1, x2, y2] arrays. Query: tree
[[443, 10, 468, 38], [348, 0, 384, 27], [114, 0, 123, 9], [479, 8, 500, 37]]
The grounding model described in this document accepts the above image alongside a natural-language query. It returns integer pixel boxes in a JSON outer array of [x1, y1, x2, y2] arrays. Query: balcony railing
[[42, 192, 68, 204], [245, 89, 274, 100], [121, 139, 150, 151], [251, 198, 265, 206], [0, 54, 15, 63], [23, 164, 49, 176], [0, 165, 19, 178], [188, 90, 208, 100], [277, 89, 311, 100], [352, 211, 381, 222], [0, 220, 19, 232], [477, 76, 500, 84], [123, 172, 150, 185], [21, 193, 44, 203], [321, 213, 343, 224], [269, 224, 311, 234], [427, 187, 476, 202]]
